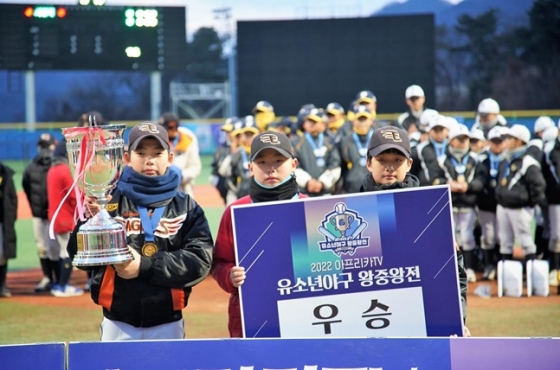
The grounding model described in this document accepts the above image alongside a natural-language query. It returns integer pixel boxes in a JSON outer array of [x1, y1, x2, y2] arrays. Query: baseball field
[[1, 157, 559, 344]]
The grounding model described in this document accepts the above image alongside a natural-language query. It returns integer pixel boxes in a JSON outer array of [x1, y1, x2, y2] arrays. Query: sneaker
[[51, 284, 84, 298], [0, 285, 11, 298], [466, 268, 477, 283], [549, 270, 559, 287], [482, 265, 496, 281], [34, 277, 52, 292]]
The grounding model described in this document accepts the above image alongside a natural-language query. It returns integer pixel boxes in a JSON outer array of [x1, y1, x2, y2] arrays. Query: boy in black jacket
[[436, 124, 479, 283], [495, 125, 546, 264], [471, 126, 507, 281], [360, 127, 470, 336], [542, 125, 560, 286]]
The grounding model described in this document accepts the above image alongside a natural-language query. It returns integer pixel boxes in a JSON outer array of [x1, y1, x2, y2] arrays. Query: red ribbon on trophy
[[48, 126, 107, 240]]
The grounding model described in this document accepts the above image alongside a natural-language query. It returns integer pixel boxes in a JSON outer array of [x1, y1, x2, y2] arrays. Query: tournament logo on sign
[[318, 202, 369, 256]]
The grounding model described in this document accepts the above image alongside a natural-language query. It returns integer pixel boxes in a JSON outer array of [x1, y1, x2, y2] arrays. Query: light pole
[[213, 7, 237, 117]]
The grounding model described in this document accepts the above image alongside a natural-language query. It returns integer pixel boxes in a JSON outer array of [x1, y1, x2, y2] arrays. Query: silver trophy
[[63, 119, 133, 266]]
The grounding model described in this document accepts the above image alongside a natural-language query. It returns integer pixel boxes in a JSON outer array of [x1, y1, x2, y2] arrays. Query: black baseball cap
[[37, 133, 56, 148], [367, 127, 411, 158], [250, 131, 293, 161], [128, 122, 170, 151], [159, 112, 180, 128]]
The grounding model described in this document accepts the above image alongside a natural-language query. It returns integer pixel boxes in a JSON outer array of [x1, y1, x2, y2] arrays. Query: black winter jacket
[[495, 149, 546, 209], [415, 140, 447, 186], [22, 148, 53, 219], [293, 133, 341, 196], [67, 190, 213, 328], [0, 163, 17, 259], [542, 138, 560, 205], [471, 151, 502, 212], [437, 149, 478, 209], [340, 132, 371, 194]]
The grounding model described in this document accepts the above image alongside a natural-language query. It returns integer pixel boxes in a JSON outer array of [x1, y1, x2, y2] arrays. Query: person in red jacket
[[47, 144, 84, 297], [211, 131, 306, 337]]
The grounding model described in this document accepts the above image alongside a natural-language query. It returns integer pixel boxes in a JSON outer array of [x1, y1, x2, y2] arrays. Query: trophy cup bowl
[[64, 123, 133, 266]]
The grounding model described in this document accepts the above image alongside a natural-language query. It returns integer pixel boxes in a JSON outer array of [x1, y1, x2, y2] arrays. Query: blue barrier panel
[[450, 337, 560, 370], [0, 342, 65, 370], [68, 337, 452, 370]]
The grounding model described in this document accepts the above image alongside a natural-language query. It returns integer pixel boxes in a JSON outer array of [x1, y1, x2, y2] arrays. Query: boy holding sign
[[212, 131, 306, 337], [360, 126, 470, 336]]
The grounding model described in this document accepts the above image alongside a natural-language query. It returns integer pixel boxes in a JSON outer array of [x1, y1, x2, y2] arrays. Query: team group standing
[[211, 86, 560, 289]]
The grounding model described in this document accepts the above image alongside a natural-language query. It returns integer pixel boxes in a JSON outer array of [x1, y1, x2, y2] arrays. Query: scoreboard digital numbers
[[0, 4, 187, 71]]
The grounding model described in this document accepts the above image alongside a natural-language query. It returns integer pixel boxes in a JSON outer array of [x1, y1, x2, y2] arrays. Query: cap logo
[[259, 133, 281, 145], [381, 129, 403, 142], [139, 123, 160, 134]]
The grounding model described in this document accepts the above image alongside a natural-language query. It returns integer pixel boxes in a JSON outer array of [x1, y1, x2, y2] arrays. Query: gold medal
[[501, 178, 507, 186], [457, 175, 466, 183], [142, 242, 158, 257]]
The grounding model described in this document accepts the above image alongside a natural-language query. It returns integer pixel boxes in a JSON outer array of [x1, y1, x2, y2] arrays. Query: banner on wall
[[232, 185, 465, 338]]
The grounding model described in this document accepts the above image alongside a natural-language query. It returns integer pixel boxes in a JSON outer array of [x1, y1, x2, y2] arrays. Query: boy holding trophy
[[67, 121, 213, 341]]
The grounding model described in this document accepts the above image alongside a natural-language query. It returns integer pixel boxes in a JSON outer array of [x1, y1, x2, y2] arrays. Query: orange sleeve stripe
[[98, 268, 115, 310], [171, 288, 185, 311]]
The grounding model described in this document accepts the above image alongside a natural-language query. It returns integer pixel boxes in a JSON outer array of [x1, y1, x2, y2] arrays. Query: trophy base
[[73, 212, 133, 267], [73, 248, 134, 267]]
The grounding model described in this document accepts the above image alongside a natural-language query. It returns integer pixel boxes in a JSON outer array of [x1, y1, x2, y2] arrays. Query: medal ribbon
[[305, 132, 325, 161], [489, 152, 501, 178], [432, 140, 447, 159], [352, 130, 373, 165], [137, 206, 165, 242], [240, 148, 250, 173], [450, 154, 470, 176]]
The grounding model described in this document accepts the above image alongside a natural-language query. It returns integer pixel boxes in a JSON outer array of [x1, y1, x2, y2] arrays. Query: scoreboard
[[0, 4, 187, 71]]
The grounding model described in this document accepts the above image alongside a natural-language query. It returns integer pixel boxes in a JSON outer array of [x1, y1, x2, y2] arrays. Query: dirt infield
[[6, 267, 229, 314]]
